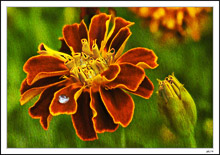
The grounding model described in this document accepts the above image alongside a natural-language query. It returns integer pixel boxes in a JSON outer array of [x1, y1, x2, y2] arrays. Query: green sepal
[[165, 97, 194, 137], [179, 86, 197, 127]]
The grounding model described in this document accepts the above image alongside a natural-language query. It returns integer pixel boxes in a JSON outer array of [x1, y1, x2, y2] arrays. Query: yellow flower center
[[65, 39, 114, 87]]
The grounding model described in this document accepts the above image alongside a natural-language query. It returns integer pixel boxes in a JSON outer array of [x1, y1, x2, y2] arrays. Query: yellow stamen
[[77, 67, 87, 84], [65, 60, 75, 69], [92, 40, 100, 58], [73, 53, 81, 66], [89, 60, 100, 74], [87, 69, 96, 78], [95, 57, 108, 72], [81, 52, 89, 60], [70, 67, 79, 78], [66, 36, 113, 87], [106, 48, 115, 65], [81, 39, 92, 55], [95, 60, 105, 72], [107, 55, 114, 65]]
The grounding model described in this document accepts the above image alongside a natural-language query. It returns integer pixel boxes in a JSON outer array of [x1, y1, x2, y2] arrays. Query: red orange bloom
[[130, 7, 211, 41], [20, 13, 158, 141]]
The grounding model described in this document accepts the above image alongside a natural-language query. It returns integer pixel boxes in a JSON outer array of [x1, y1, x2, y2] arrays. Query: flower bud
[[157, 73, 197, 138]]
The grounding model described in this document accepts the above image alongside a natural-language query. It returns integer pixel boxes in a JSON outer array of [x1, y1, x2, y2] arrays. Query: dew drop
[[59, 95, 69, 104]]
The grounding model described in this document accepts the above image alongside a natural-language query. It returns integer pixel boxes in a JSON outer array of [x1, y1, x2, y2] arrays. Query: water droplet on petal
[[59, 95, 69, 104]]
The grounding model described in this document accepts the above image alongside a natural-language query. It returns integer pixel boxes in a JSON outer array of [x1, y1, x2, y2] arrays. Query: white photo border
[[1, 1, 219, 154]]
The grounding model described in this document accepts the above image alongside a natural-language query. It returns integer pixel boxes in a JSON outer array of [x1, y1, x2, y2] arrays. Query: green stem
[[179, 133, 197, 148], [187, 134, 197, 148], [121, 128, 126, 148]]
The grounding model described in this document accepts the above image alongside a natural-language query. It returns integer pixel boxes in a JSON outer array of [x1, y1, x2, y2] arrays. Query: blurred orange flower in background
[[130, 7, 212, 41]]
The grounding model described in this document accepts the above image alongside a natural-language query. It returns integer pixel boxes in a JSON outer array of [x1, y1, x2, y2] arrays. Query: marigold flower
[[130, 7, 211, 41], [20, 13, 158, 141]]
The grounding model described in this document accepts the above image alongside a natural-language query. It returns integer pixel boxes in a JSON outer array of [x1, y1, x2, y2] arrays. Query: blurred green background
[[7, 7, 213, 148]]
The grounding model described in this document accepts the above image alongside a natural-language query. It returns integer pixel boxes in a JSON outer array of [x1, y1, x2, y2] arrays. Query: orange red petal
[[20, 87, 45, 106], [105, 63, 145, 91], [71, 91, 98, 141], [28, 71, 69, 86], [49, 84, 82, 116], [63, 20, 88, 53], [20, 77, 68, 105], [116, 47, 159, 69], [90, 87, 119, 133], [20, 76, 63, 95], [108, 27, 131, 54], [100, 64, 120, 81], [129, 76, 154, 99], [99, 86, 135, 127], [105, 17, 134, 52], [58, 37, 72, 54], [28, 85, 65, 130], [23, 55, 69, 85], [89, 13, 111, 50]]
